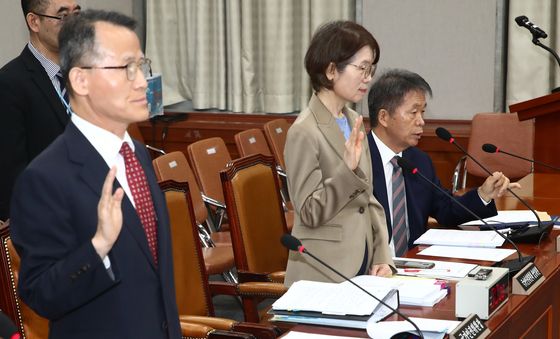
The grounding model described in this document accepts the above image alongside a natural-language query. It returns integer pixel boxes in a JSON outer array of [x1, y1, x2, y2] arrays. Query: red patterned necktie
[[119, 142, 158, 265]]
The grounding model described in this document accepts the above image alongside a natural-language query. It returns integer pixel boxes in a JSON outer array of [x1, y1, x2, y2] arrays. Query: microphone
[[395, 156, 534, 274], [436, 127, 554, 243], [0, 312, 21, 339], [280, 234, 424, 339], [515, 15, 547, 39], [482, 143, 560, 172]]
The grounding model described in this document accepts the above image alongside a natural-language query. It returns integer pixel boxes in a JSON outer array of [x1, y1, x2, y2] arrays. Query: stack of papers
[[413, 229, 505, 247], [270, 279, 399, 329], [460, 210, 551, 226], [352, 275, 447, 307], [366, 317, 461, 339]]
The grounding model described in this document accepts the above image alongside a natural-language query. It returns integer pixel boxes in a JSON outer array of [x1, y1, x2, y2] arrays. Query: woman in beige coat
[[284, 21, 394, 286]]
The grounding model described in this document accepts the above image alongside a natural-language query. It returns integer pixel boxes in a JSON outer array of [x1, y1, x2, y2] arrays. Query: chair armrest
[[238, 270, 285, 283], [209, 280, 239, 296], [180, 321, 213, 338], [180, 315, 236, 331], [232, 322, 280, 339], [236, 282, 287, 298], [209, 330, 255, 339]]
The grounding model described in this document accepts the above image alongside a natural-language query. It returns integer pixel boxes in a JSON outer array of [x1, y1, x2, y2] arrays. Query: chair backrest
[[187, 137, 232, 203], [234, 129, 273, 158], [220, 154, 288, 274], [158, 181, 214, 317], [466, 113, 534, 179], [152, 152, 208, 224], [263, 119, 290, 169], [0, 223, 49, 339]]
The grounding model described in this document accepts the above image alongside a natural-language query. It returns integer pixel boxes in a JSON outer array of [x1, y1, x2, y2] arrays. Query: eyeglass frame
[[79, 58, 153, 81], [346, 62, 376, 79], [32, 10, 80, 22]]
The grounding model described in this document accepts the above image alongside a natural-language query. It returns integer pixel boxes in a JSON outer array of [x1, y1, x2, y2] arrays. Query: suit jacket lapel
[[21, 46, 69, 127], [65, 123, 157, 271], [310, 94, 348, 163], [367, 133, 392, 240]]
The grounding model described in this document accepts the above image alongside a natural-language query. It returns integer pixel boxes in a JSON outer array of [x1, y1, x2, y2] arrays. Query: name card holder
[[449, 314, 490, 339], [512, 262, 545, 295]]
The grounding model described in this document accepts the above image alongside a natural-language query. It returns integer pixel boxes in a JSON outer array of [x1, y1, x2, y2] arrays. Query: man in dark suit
[[367, 69, 519, 255], [10, 10, 181, 338], [0, 0, 81, 221]]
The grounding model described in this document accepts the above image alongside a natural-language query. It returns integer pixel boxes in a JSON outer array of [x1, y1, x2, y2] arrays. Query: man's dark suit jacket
[[10, 122, 181, 339], [367, 133, 498, 248], [0, 46, 69, 221]]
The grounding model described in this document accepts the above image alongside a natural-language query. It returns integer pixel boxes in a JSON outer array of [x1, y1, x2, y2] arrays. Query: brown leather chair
[[452, 112, 534, 192], [0, 221, 50, 339], [159, 180, 280, 338], [220, 154, 289, 322], [263, 119, 290, 170], [152, 152, 237, 284]]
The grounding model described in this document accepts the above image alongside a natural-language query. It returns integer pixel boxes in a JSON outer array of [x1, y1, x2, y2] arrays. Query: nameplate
[[449, 314, 490, 339], [512, 262, 545, 295]]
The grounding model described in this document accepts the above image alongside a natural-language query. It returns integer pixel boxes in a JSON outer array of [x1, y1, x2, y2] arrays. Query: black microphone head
[[482, 143, 498, 153], [281, 234, 302, 251], [515, 15, 528, 26], [395, 157, 416, 174], [435, 127, 453, 142]]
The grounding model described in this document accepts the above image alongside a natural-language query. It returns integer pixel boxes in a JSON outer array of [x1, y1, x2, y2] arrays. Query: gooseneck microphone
[[436, 127, 554, 244], [482, 143, 560, 172], [515, 15, 547, 40], [514, 15, 560, 91], [280, 234, 424, 339], [395, 157, 534, 274]]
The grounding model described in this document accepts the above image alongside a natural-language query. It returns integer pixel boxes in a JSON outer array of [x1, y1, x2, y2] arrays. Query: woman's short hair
[[305, 20, 379, 92]]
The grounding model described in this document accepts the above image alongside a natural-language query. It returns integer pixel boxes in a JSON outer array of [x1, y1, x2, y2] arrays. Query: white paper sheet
[[281, 332, 360, 339], [417, 245, 516, 261], [366, 317, 461, 339], [413, 229, 505, 247], [460, 210, 550, 225]]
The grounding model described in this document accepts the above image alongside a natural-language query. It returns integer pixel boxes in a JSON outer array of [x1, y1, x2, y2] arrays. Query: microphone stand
[[396, 157, 533, 274], [482, 143, 560, 172], [530, 36, 560, 93]]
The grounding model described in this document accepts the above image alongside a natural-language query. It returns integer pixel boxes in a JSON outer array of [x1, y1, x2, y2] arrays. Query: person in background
[[0, 0, 81, 221], [367, 69, 519, 256], [284, 21, 394, 286], [10, 10, 181, 338]]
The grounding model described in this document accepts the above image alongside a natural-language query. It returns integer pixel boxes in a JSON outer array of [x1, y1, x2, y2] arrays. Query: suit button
[[358, 207, 365, 214], [161, 321, 168, 330]]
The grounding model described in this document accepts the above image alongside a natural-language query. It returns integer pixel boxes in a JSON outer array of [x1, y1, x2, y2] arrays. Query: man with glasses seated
[[9, 9, 181, 338], [0, 0, 81, 221]]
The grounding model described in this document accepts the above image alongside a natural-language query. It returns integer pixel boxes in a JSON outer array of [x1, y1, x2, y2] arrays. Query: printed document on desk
[[418, 245, 516, 261], [270, 279, 399, 329], [460, 210, 551, 226], [413, 229, 505, 247], [366, 317, 461, 339]]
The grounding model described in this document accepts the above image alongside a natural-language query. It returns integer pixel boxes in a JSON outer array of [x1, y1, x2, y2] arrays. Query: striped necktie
[[390, 156, 408, 256], [56, 72, 69, 105]]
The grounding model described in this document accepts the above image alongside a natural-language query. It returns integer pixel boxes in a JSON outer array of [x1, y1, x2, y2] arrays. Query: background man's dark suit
[[367, 133, 498, 248], [10, 122, 181, 338], [0, 46, 69, 220]]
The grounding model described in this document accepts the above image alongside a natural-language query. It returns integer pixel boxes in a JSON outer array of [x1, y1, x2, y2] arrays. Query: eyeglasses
[[80, 58, 152, 81], [347, 63, 376, 79], [33, 10, 80, 22]]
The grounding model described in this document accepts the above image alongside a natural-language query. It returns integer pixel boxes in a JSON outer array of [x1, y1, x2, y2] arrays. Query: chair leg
[[241, 297, 260, 323]]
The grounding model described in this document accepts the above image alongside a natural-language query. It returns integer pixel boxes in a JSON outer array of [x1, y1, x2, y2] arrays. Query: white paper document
[[393, 257, 478, 280], [366, 317, 461, 339], [460, 210, 550, 226], [418, 245, 516, 261], [413, 229, 505, 247]]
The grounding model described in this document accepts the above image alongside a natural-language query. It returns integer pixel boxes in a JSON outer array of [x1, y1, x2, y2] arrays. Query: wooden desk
[[278, 173, 560, 338]]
